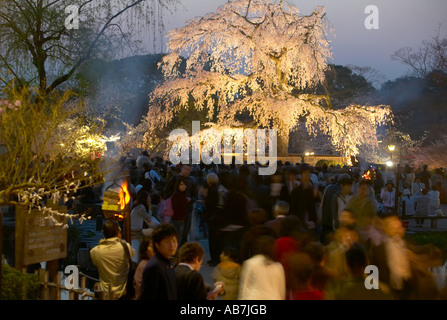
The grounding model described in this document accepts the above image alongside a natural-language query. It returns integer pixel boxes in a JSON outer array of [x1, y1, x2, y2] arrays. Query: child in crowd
[[212, 247, 242, 300]]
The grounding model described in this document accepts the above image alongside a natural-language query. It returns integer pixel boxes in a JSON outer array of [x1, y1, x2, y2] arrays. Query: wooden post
[[14, 206, 24, 270], [69, 288, 75, 300], [47, 259, 59, 300], [81, 276, 87, 300], [124, 209, 131, 243], [39, 268, 49, 300], [56, 272, 62, 300], [94, 282, 104, 300]]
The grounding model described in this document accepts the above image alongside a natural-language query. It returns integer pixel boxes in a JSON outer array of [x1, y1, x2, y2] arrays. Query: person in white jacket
[[380, 180, 396, 214], [238, 235, 286, 300], [131, 190, 160, 238]]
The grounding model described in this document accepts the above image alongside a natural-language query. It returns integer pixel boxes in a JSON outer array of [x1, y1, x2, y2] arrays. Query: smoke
[[80, 54, 166, 129]]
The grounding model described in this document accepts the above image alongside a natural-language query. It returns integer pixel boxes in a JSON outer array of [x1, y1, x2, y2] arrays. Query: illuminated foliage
[[146, 0, 393, 160], [0, 87, 117, 214]]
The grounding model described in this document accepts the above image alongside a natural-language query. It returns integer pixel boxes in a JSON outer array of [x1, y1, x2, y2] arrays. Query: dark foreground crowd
[[88, 153, 447, 300]]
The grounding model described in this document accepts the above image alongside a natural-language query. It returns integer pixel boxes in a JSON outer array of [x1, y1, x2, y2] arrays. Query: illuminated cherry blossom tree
[[147, 0, 393, 160]]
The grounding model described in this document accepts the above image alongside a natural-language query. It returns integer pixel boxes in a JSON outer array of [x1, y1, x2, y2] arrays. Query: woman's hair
[[134, 190, 150, 212], [252, 235, 276, 261], [175, 176, 188, 192], [139, 236, 153, 261]]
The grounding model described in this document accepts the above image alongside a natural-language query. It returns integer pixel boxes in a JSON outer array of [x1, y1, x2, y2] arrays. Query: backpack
[[162, 197, 174, 223], [119, 242, 138, 300]]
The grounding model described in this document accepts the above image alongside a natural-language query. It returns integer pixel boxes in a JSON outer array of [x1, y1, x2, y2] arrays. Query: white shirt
[[402, 195, 415, 216], [428, 190, 440, 209], [381, 188, 396, 208], [412, 182, 425, 196], [238, 254, 286, 300], [130, 204, 160, 232]]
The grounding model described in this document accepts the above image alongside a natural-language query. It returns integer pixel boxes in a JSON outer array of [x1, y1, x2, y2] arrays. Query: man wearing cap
[[380, 180, 396, 214]]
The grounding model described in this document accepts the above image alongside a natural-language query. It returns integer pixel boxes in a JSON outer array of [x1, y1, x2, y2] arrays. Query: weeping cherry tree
[[146, 0, 393, 161]]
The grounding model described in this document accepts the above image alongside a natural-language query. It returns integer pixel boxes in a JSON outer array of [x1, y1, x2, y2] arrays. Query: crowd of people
[[89, 152, 447, 300]]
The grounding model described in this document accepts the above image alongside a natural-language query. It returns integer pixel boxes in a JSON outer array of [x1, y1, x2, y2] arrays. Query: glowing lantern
[[102, 180, 131, 221]]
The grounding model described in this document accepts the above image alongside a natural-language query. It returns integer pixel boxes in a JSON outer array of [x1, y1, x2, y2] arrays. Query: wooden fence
[[36, 268, 117, 300]]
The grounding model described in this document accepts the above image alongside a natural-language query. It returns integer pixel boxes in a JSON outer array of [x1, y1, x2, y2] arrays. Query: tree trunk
[[277, 132, 289, 157]]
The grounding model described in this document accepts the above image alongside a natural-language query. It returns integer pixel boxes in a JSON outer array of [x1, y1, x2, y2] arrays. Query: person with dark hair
[[301, 242, 335, 295], [129, 158, 140, 186], [238, 235, 286, 300], [212, 247, 242, 300], [140, 224, 178, 300], [320, 174, 341, 244], [289, 164, 319, 232], [170, 177, 191, 247], [331, 174, 354, 229], [346, 179, 377, 229], [90, 220, 135, 299], [218, 175, 251, 258], [136, 150, 152, 177], [265, 200, 290, 237], [417, 164, 431, 190], [289, 252, 324, 300], [280, 167, 299, 202], [380, 180, 396, 214], [175, 242, 224, 300], [164, 164, 198, 245], [203, 172, 228, 266], [240, 208, 277, 262], [272, 215, 306, 293], [130, 190, 160, 239], [133, 236, 154, 300]]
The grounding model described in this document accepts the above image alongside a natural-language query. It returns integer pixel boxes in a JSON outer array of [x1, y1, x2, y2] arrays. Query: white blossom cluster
[[146, 0, 393, 161], [16, 179, 90, 227]]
